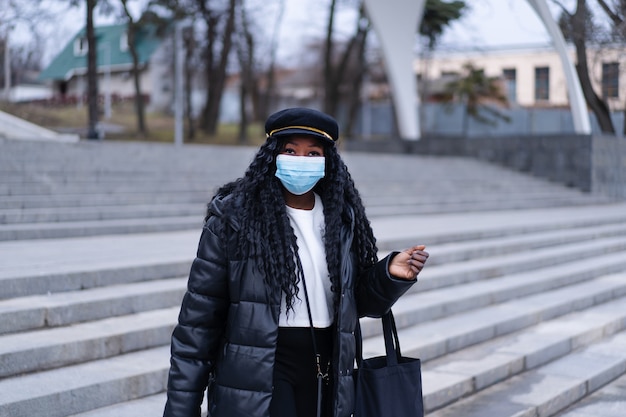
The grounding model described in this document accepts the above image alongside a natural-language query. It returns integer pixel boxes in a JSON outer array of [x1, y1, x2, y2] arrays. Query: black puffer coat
[[164, 195, 415, 417]]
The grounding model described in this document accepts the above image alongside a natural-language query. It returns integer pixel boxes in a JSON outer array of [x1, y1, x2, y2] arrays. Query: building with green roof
[[39, 23, 174, 112]]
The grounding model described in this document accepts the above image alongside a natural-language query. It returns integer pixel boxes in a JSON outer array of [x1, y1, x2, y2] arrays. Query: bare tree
[[0, 36, 10, 98], [86, 0, 99, 139], [257, 0, 285, 120], [0, 0, 47, 33], [183, 25, 197, 141], [323, 0, 339, 116], [322, 0, 374, 130], [556, 0, 615, 133], [148, 0, 238, 136], [596, 0, 626, 37], [343, 5, 369, 137], [234, 0, 255, 143], [595, 0, 626, 134], [120, 0, 148, 137], [0, 0, 51, 98], [198, 0, 237, 136]]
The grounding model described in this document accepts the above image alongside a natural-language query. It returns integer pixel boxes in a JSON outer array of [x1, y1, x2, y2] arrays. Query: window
[[534, 67, 550, 101], [73, 37, 88, 56], [602, 62, 619, 98], [502, 68, 517, 103]]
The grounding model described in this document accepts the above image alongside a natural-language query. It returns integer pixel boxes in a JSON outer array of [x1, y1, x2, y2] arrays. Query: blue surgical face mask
[[275, 154, 326, 195]]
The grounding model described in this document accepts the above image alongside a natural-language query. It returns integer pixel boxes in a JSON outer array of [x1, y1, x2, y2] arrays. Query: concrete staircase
[[0, 138, 615, 240], [1, 138, 625, 417], [0, 111, 79, 143]]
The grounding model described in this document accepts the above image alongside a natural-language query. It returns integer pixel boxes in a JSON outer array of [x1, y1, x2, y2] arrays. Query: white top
[[279, 193, 334, 327]]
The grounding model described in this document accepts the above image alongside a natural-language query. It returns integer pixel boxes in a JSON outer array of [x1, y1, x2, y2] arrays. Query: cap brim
[[271, 128, 335, 144]]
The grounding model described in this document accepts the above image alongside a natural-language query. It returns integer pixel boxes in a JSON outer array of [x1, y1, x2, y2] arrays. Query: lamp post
[[174, 22, 184, 147], [101, 41, 112, 120]]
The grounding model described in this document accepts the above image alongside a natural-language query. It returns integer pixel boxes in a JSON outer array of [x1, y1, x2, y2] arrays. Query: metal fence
[[357, 102, 625, 138]]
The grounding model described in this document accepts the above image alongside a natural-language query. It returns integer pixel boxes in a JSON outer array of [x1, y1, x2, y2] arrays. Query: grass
[[0, 101, 266, 146]]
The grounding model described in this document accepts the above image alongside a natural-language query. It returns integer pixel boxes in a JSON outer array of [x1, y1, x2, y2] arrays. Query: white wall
[[416, 44, 626, 111], [7, 85, 53, 102]]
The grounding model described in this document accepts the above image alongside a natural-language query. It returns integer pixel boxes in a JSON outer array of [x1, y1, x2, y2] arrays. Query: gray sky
[[275, 0, 559, 55], [437, 0, 556, 50], [13, 0, 571, 66], [258, 0, 567, 64]]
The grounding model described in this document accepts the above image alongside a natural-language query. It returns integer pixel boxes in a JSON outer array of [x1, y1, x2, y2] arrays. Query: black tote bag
[[354, 311, 424, 417]]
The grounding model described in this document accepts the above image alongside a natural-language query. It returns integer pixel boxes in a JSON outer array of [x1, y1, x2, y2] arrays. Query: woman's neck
[[284, 191, 315, 210]]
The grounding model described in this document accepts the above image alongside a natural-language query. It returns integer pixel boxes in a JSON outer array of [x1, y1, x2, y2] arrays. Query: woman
[[163, 107, 428, 417]]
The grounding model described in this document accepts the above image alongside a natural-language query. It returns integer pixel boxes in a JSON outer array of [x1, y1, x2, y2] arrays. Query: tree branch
[[549, 0, 572, 17], [595, 0, 623, 25]]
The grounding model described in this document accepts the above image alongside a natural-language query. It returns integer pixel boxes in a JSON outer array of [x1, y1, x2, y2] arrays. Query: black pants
[[270, 326, 334, 417]]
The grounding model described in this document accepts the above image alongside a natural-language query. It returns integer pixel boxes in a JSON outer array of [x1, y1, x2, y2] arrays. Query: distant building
[[415, 43, 626, 111], [38, 23, 174, 113]]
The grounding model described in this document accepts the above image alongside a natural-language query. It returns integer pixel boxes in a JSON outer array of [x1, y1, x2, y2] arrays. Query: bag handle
[[355, 310, 402, 368], [382, 311, 402, 366]]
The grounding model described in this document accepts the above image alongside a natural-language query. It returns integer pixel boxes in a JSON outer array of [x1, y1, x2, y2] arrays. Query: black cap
[[265, 107, 339, 144]]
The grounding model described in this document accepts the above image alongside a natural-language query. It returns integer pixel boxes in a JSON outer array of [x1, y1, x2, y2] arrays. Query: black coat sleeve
[[355, 252, 416, 318], [163, 217, 230, 417]]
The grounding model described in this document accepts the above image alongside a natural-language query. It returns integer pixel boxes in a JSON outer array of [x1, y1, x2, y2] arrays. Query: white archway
[[363, 0, 592, 140], [363, 0, 425, 140]]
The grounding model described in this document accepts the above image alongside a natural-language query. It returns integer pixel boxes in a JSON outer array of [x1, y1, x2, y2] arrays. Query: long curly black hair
[[209, 136, 378, 312]]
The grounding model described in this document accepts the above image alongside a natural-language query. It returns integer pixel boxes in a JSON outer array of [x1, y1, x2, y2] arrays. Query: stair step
[[5, 215, 624, 300], [0, 277, 186, 335], [373, 204, 626, 249], [362, 273, 626, 362], [0, 193, 209, 210], [0, 257, 192, 301], [420, 296, 626, 412], [363, 196, 611, 211], [0, 230, 197, 299], [425, 222, 626, 266], [0, 203, 205, 224], [0, 308, 178, 378], [553, 373, 626, 417], [365, 197, 612, 217], [381, 259, 626, 335], [0, 180, 219, 196], [0, 215, 202, 242], [425, 331, 626, 417], [68, 393, 172, 417], [68, 393, 210, 417], [0, 346, 170, 417], [410, 238, 626, 294]]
